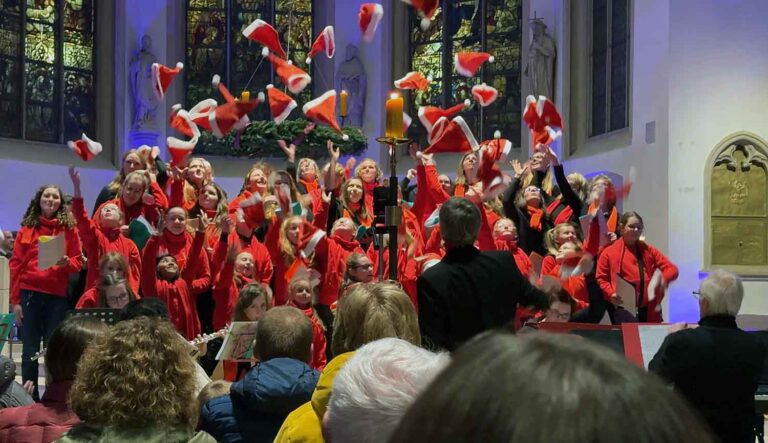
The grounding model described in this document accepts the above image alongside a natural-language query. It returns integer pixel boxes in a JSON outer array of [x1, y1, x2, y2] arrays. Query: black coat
[[649, 315, 765, 443], [417, 245, 548, 351]]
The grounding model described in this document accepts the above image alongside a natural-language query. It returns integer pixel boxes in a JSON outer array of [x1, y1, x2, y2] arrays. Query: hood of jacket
[[230, 358, 319, 416]]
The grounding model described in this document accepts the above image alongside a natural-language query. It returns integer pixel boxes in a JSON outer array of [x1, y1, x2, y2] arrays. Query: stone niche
[[707, 133, 768, 273]]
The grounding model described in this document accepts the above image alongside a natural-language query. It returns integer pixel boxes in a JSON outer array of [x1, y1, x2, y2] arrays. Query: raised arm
[[542, 145, 582, 216], [183, 216, 207, 283]]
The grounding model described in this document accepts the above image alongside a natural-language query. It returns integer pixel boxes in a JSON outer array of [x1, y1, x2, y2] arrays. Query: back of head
[[46, 316, 109, 382], [391, 332, 714, 443], [332, 283, 420, 357], [118, 297, 170, 322], [256, 306, 313, 363], [699, 269, 744, 316], [70, 317, 198, 428], [439, 197, 480, 247], [326, 338, 449, 443]]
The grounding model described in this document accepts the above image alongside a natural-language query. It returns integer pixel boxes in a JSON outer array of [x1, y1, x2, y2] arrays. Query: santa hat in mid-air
[[306, 26, 335, 64], [471, 83, 499, 107], [394, 71, 430, 91], [166, 110, 201, 166], [303, 90, 349, 141], [67, 133, 103, 162], [209, 100, 260, 138], [401, 0, 440, 31], [168, 104, 197, 138], [233, 191, 265, 230], [266, 84, 298, 125], [152, 62, 183, 100], [242, 19, 286, 59], [423, 116, 478, 154], [523, 95, 563, 150], [418, 100, 471, 135], [268, 55, 312, 95], [359, 3, 384, 42], [476, 135, 513, 200], [454, 51, 494, 77]]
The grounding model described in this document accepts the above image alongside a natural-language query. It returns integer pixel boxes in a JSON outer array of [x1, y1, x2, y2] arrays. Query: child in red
[[76, 253, 138, 308], [490, 218, 533, 279], [76, 274, 137, 309], [94, 170, 168, 230], [169, 157, 214, 211], [286, 277, 327, 371]]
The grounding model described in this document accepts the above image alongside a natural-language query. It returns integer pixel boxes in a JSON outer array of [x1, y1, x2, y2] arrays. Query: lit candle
[[385, 93, 404, 138], [241, 91, 250, 102], [340, 90, 349, 117]]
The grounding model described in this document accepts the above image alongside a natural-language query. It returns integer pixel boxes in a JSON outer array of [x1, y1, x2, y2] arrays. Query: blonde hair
[[544, 223, 582, 256], [278, 216, 303, 266], [588, 174, 616, 206], [567, 172, 589, 202], [296, 157, 319, 182], [240, 161, 273, 194], [331, 282, 421, 357], [108, 150, 148, 193], [454, 152, 478, 187], [69, 317, 198, 428], [122, 170, 150, 196], [197, 380, 231, 415], [354, 158, 382, 183]]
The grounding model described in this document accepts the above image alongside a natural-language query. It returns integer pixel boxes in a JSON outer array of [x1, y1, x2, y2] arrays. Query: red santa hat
[[209, 100, 260, 138], [454, 51, 494, 77], [67, 133, 102, 162], [306, 26, 335, 64], [401, 0, 439, 31], [471, 83, 498, 107], [166, 110, 201, 166], [359, 3, 384, 42], [187, 98, 219, 133], [169, 104, 197, 138], [234, 191, 265, 230], [423, 116, 478, 154], [302, 90, 349, 141], [394, 71, 430, 91], [268, 54, 312, 95], [241, 19, 287, 59], [152, 62, 183, 100], [476, 136, 513, 200], [418, 100, 471, 134], [266, 84, 298, 125], [523, 95, 563, 150]]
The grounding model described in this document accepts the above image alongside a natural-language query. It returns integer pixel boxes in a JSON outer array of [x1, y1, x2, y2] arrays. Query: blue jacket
[[199, 358, 320, 443]]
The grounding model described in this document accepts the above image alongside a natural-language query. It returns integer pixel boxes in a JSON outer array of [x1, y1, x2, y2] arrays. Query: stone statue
[[129, 35, 159, 131], [336, 44, 367, 128], [525, 18, 557, 100]]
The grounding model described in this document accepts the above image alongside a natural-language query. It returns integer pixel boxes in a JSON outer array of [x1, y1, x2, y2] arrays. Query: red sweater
[[0, 380, 79, 443], [492, 239, 533, 278], [264, 218, 296, 306], [94, 181, 168, 227], [75, 287, 98, 309], [235, 234, 274, 286], [313, 234, 364, 306], [168, 177, 198, 211], [210, 237, 254, 331], [141, 232, 204, 339], [72, 198, 141, 293], [153, 230, 211, 295], [9, 218, 83, 304], [287, 301, 327, 371], [596, 238, 679, 323], [366, 245, 418, 308]]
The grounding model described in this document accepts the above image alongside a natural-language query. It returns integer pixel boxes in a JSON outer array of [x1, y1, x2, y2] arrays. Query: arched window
[[409, 0, 522, 145], [705, 132, 768, 274], [0, 0, 97, 143]]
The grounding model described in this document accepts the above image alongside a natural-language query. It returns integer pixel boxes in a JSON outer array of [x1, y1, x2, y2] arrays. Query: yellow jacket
[[273, 352, 354, 443]]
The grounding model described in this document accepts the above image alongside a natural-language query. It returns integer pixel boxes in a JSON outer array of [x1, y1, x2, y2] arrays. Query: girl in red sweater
[[10, 184, 83, 397], [75, 274, 137, 309], [354, 158, 381, 211], [76, 253, 135, 308], [286, 277, 327, 371], [264, 214, 318, 306], [94, 170, 168, 232], [169, 157, 214, 211], [542, 223, 581, 276], [491, 218, 533, 278], [69, 166, 141, 294]]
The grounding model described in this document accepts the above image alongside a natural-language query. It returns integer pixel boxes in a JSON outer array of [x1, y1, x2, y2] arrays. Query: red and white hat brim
[[151, 63, 164, 99], [362, 4, 384, 42], [301, 229, 326, 258], [274, 98, 298, 125], [287, 73, 312, 95], [472, 85, 498, 107], [453, 116, 479, 151]]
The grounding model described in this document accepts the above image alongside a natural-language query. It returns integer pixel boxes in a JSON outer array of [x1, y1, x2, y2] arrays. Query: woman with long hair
[[9, 184, 83, 399], [169, 157, 214, 211], [75, 274, 137, 310], [502, 160, 552, 256], [93, 170, 168, 229], [92, 149, 148, 214]]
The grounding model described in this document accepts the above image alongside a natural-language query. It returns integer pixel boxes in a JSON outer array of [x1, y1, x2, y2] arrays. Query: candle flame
[[390, 92, 400, 100]]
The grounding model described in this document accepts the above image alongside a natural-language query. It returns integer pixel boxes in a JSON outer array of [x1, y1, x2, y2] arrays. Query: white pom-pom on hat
[[420, 18, 431, 31], [176, 62, 184, 69], [342, 134, 349, 141], [171, 103, 182, 112], [463, 99, 471, 108], [489, 56, 495, 63], [261, 46, 270, 57], [212, 75, 221, 87], [287, 59, 293, 65], [305, 57, 312, 65], [494, 130, 501, 139], [257, 91, 265, 102]]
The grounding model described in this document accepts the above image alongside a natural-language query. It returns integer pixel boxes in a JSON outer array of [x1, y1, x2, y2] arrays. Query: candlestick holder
[[373, 136, 410, 282]]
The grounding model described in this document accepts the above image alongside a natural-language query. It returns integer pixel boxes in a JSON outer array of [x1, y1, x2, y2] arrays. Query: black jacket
[[649, 315, 765, 443], [417, 245, 548, 351]]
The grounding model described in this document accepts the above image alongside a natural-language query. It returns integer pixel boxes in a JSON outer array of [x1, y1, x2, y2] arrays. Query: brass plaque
[[711, 149, 767, 217], [711, 219, 767, 266]]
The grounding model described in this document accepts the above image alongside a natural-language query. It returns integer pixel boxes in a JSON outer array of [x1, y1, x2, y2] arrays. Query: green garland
[[194, 119, 368, 159]]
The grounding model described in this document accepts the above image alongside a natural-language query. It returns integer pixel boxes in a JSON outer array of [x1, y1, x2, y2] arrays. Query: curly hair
[[21, 185, 75, 229], [69, 317, 198, 428]]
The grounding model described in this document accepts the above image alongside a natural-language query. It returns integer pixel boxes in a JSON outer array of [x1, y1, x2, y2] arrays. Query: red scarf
[[527, 205, 544, 231], [300, 178, 319, 193], [588, 203, 618, 233]]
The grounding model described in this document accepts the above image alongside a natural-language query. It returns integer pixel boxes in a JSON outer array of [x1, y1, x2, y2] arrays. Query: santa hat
[[284, 258, 320, 287], [403, 112, 412, 134], [188, 98, 219, 133], [234, 191, 265, 230], [359, 3, 384, 42], [302, 90, 349, 141], [423, 116, 478, 154], [471, 83, 498, 107], [401, 0, 439, 31], [523, 95, 563, 149], [394, 71, 430, 91], [209, 100, 259, 138], [306, 26, 335, 64], [242, 19, 287, 59], [416, 252, 442, 274], [169, 104, 198, 138], [454, 51, 494, 77], [418, 100, 471, 134], [297, 221, 326, 259], [136, 145, 161, 166], [67, 133, 102, 162], [152, 62, 183, 100], [211, 74, 236, 104], [167, 110, 201, 166], [268, 54, 312, 95], [476, 137, 513, 200], [266, 84, 297, 125]]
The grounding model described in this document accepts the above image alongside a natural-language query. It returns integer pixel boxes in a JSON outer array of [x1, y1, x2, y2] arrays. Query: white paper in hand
[[648, 269, 663, 302], [615, 275, 637, 316], [38, 234, 65, 270]]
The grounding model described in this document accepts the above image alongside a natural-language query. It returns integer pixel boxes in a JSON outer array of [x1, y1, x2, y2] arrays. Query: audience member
[[0, 356, 33, 409]]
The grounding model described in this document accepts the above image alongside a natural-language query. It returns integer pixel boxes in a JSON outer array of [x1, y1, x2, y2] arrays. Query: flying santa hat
[[303, 90, 349, 141], [418, 99, 471, 134], [242, 19, 287, 59], [523, 95, 563, 149], [476, 137, 513, 200], [394, 71, 430, 91], [152, 62, 183, 100], [167, 110, 201, 166], [209, 100, 260, 138], [471, 83, 498, 107], [266, 84, 298, 125], [423, 116, 478, 154], [67, 133, 102, 162], [359, 3, 384, 42], [454, 51, 494, 77], [233, 191, 266, 230], [400, 0, 439, 31], [268, 54, 312, 95], [306, 26, 335, 64], [169, 104, 198, 138]]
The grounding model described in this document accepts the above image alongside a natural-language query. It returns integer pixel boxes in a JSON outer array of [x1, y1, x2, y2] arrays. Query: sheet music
[[638, 324, 669, 369], [615, 275, 637, 315], [38, 234, 65, 270]]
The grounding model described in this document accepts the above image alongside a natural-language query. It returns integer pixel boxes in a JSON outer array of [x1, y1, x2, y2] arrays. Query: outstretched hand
[[68, 165, 82, 198], [327, 140, 340, 163], [226, 242, 239, 263], [217, 214, 232, 234], [537, 143, 559, 166], [197, 213, 210, 233], [277, 139, 296, 163]]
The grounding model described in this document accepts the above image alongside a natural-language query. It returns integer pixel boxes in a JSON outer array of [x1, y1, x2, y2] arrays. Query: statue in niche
[[129, 34, 159, 131], [336, 44, 366, 128], [525, 18, 556, 100]]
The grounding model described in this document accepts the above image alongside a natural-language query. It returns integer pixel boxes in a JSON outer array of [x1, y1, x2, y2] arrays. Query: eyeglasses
[[548, 309, 570, 320], [106, 293, 129, 304], [624, 225, 643, 232], [353, 263, 374, 270]]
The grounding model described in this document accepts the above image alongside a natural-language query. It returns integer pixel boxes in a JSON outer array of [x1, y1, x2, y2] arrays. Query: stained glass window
[[0, 0, 96, 143], [590, 0, 629, 136], [409, 0, 522, 146], [185, 0, 314, 122]]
